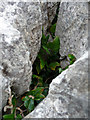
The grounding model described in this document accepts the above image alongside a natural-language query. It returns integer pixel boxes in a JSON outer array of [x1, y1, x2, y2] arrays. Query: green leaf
[[65, 65, 69, 70], [70, 61, 73, 65], [28, 98, 34, 112], [26, 87, 44, 97], [32, 87, 44, 96], [12, 107, 16, 115], [46, 35, 49, 41], [35, 94, 45, 101], [3, 114, 14, 120], [47, 36, 60, 53], [49, 62, 60, 70], [50, 24, 56, 35], [24, 100, 29, 108], [32, 74, 42, 80], [41, 33, 49, 46], [16, 114, 22, 119], [42, 88, 49, 97], [68, 54, 76, 61], [22, 96, 30, 101], [25, 91, 35, 96], [12, 96, 16, 106], [36, 63, 40, 74], [23, 97, 34, 112], [38, 54, 46, 70], [42, 46, 50, 54], [59, 68, 63, 73]]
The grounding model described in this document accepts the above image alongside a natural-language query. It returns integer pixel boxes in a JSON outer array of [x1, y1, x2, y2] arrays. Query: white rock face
[[25, 51, 88, 118], [0, 0, 58, 113], [56, 2, 88, 59]]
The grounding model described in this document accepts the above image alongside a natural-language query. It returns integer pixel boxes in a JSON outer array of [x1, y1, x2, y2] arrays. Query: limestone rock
[[56, 2, 88, 59], [25, 51, 88, 118], [0, 0, 59, 114], [0, 1, 42, 110]]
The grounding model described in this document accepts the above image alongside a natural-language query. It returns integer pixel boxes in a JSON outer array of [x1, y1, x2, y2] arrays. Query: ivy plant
[[3, 95, 22, 120]]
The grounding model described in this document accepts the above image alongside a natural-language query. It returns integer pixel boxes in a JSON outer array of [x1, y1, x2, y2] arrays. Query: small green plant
[[22, 87, 45, 112], [30, 27, 60, 88], [3, 95, 22, 120], [22, 26, 61, 113]]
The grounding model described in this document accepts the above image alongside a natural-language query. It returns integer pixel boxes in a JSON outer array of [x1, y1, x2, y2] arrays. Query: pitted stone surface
[[25, 51, 88, 118], [0, 0, 58, 113], [56, 2, 88, 59], [0, 1, 42, 110]]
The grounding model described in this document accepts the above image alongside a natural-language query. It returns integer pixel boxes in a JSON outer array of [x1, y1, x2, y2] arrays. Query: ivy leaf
[[28, 98, 34, 112], [24, 100, 29, 108], [12, 96, 16, 106], [42, 88, 49, 97], [68, 54, 76, 60], [42, 46, 50, 54], [38, 54, 46, 70], [26, 87, 44, 97], [22, 96, 30, 101], [47, 36, 60, 53], [3, 114, 14, 120], [35, 94, 45, 101], [68, 54, 76, 64], [49, 62, 60, 70], [70, 61, 73, 65], [32, 87, 44, 97], [41, 33, 46, 45], [11, 95, 16, 115], [32, 74, 42, 80], [36, 63, 40, 74], [16, 114, 22, 119], [23, 97, 34, 112], [59, 68, 63, 73], [50, 24, 56, 35], [41, 33, 49, 46]]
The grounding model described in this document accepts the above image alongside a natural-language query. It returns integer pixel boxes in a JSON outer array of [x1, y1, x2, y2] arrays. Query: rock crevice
[[24, 1, 88, 118]]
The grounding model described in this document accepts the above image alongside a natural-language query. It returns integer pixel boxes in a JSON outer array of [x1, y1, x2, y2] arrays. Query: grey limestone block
[[56, 2, 88, 59], [0, 0, 59, 113], [0, 0, 42, 110]]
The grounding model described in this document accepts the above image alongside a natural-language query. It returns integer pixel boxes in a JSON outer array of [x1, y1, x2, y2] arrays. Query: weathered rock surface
[[0, 0, 58, 113], [56, 2, 88, 59], [0, 1, 42, 110], [25, 50, 88, 118]]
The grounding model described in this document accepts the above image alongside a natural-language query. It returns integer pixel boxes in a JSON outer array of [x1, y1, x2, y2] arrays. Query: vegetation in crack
[[3, 93, 23, 120], [47, 2, 60, 39], [2, 4, 76, 119], [2, 23, 76, 120]]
